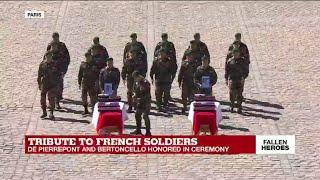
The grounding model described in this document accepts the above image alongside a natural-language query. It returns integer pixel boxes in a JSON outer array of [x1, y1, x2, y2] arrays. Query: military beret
[[132, 70, 143, 79], [85, 52, 91, 57], [235, 33, 241, 38], [93, 36, 99, 41], [130, 33, 137, 38], [184, 50, 192, 56], [52, 32, 59, 38], [107, 57, 113, 61], [194, 33, 200, 38], [201, 55, 209, 61], [161, 33, 168, 38]]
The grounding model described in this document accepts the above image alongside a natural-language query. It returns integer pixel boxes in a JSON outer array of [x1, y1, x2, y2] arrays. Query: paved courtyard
[[0, 1, 319, 179]]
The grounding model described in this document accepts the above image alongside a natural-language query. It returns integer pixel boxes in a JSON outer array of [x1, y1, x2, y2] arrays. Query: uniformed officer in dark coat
[[194, 56, 218, 96], [150, 48, 176, 111], [78, 52, 100, 114], [99, 58, 121, 97], [131, 71, 152, 136], [225, 48, 248, 113], [46, 32, 70, 103], [178, 50, 197, 114], [38, 51, 60, 119]]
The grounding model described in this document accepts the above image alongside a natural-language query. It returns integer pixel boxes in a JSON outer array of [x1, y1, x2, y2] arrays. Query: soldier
[[99, 58, 121, 97], [178, 50, 197, 114], [123, 33, 147, 70], [87, 37, 109, 70], [46, 32, 70, 102], [193, 33, 210, 59], [131, 71, 152, 136], [154, 33, 176, 62], [225, 48, 248, 113], [194, 56, 218, 96], [150, 48, 176, 112], [154, 33, 177, 101], [182, 40, 204, 68], [38, 51, 60, 119], [122, 49, 146, 112], [226, 33, 250, 72], [78, 52, 100, 114]]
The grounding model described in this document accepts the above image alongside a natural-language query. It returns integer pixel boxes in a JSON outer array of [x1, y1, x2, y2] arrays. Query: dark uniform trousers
[[126, 77, 135, 108], [181, 83, 194, 109], [82, 84, 97, 107], [41, 86, 58, 110], [155, 82, 171, 106], [228, 78, 244, 107], [135, 100, 151, 130]]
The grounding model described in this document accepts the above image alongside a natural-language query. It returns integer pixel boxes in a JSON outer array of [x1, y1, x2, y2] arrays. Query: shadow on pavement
[[124, 125, 146, 130], [61, 98, 83, 106], [52, 117, 90, 124], [62, 107, 83, 115], [219, 124, 249, 132], [244, 98, 284, 109], [241, 111, 280, 121], [242, 106, 281, 115]]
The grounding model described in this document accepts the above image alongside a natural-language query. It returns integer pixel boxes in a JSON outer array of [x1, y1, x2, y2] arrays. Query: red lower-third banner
[[24, 135, 295, 154]]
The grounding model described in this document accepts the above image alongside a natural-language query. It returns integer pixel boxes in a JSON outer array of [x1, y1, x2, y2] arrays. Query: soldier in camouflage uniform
[[225, 48, 249, 113], [154, 33, 177, 101], [122, 49, 146, 112], [131, 71, 152, 136], [193, 33, 210, 59], [123, 33, 147, 72], [87, 36, 109, 70], [226, 33, 250, 74], [46, 32, 70, 104], [194, 56, 218, 96], [154, 33, 176, 62], [182, 40, 204, 68], [178, 50, 197, 114], [150, 48, 176, 112], [99, 58, 121, 97], [38, 51, 60, 119], [78, 52, 100, 114]]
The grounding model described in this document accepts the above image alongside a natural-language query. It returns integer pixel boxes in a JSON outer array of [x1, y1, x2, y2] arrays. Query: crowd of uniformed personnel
[[37, 32, 250, 135]]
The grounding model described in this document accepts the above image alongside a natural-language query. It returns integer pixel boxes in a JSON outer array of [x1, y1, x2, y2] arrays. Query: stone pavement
[[0, 1, 319, 179]]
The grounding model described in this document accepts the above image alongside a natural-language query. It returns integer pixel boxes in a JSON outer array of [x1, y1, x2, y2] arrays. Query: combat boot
[[130, 129, 142, 135], [127, 106, 133, 113], [145, 129, 152, 136], [49, 110, 55, 120], [56, 102, 61, 110], [82, 106, 89, 115], [40, 108, 47, 118]]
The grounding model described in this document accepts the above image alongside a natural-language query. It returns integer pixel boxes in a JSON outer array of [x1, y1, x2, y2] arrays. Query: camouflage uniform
[[193, 33, 210, 59], [182, 41, 204, 68], [194, 65, 218, 96], [133, 73, 151, 135], [154, 41, 176, 62], [47, 41, 70, 102], [37, 53, 60, 119], [87, 44, 109, 70], [78, 60, 100, 114], [123, 33, 147, 71], [99, 66, 120, 97], [150, 56, 176, 109], [225, 56, 248, 112], [178, 57, 197, 113], [121, 54, 146, 110]]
